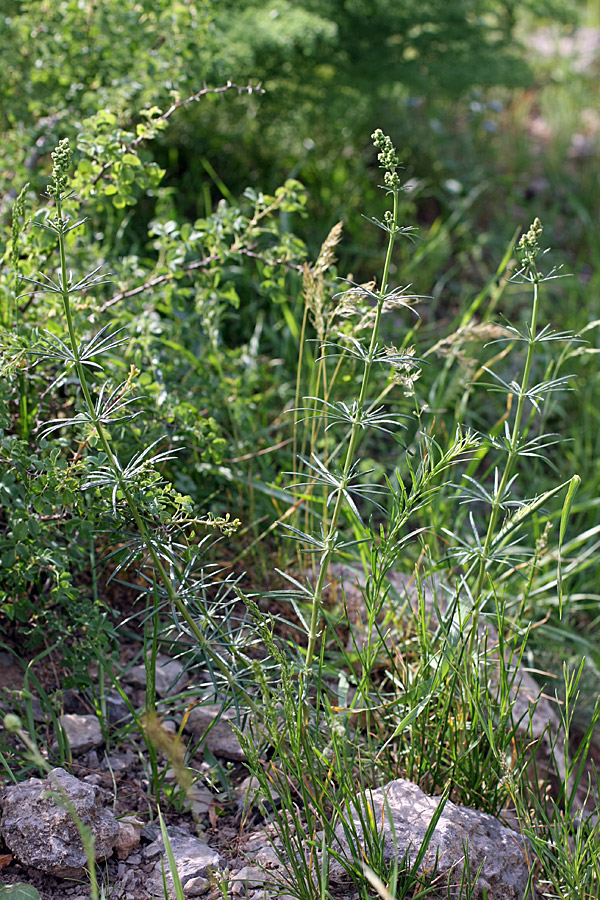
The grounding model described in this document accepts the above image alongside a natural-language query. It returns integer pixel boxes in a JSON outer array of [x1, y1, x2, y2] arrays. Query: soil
[[0, 632, 279, 900]]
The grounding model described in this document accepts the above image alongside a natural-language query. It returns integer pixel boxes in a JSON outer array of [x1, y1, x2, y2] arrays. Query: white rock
[[189, 783, 213, 818], [60, 713, 104, 754], [0, 767, 119, 877], [183, 704, 246, 761], [231, 864, 267, 894], [145, 831, 224, 898], [333, 778, 532, 899], [115, 816, 144, 860]]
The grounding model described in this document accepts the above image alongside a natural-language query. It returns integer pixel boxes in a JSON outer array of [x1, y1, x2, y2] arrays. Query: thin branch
[[92, 81, 264, 185], [240, 248, 304, 273], [97, 253, 219, 312], [97, 247, 303, 313]]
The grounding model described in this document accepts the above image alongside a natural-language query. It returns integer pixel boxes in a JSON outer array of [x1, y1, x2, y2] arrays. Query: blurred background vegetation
[[0, 0, 599, 704]]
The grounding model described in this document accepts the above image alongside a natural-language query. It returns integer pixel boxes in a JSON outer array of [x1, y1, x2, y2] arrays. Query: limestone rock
[[61, 713, 104, 754], [124, 653, 188, 698], [334, 778, 532, 900], [144, 830, 224, 898], [183, 704, 246, 761], [0, 767, 119, 877], [188, 782, 213, 819], [231, 865, 267, 896]]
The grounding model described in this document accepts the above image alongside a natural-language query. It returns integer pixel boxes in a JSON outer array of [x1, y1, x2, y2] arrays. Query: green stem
[[54, 197, 243, 696], [473, 274, 541, 603], [303, 189, 399, 677]]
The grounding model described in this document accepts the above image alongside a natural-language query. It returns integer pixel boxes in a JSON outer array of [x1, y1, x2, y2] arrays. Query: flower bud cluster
[[48, 138, 72, 199], [518, 217, 543, 260], [372, 130, 401, 189], [371, 129, 398, 169]]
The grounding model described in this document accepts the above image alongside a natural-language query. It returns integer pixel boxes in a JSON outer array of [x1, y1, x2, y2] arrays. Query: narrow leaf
[[557, 474, 581, 617]]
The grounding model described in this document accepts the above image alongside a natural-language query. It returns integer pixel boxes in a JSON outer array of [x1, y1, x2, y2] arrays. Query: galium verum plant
[[284, 130, 480, 683], [26, 138, 248, 697], [287, 130, 418, 676], [444, 216, 581, 617]]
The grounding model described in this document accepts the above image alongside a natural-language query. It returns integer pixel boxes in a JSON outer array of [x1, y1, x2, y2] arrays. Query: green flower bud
[[3, 713, 23, 733], [384, 170, 401, 189], [48, 138, 72, 199], [371, 129, 401, 183], [517, 217, 543, 259]]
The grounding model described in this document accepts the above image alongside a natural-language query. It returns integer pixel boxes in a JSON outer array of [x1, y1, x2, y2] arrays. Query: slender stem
[[54, 197, 244, 696], [303, 189, 399, 676], [473, 274, 541, 602], [294, 304, 309, 476]]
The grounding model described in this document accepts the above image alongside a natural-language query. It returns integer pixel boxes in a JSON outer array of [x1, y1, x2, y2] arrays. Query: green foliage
[[0, 5, 599, 898], [0, 886, 42, 900], [0, 0, 213, 125], [0, 88, 309, 639], [517, 662, 600, 899], [215, 0, 535, 97], [0, 0, 576, 265], [225, 131, 594, 898]]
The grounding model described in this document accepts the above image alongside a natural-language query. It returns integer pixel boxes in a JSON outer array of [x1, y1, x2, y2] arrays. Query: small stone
[[189, 783, 213, 818], [145, 825, 190, 857], [115, 816, 144, 860], [184, 875, 212, 896], [236, 775, 260, 811], [0, 767, 119, 877], [232, 865, 266, 891], [83, 749, 100, 770], [184, 705, 246, 762], [61, 713, 104, 754], [145, 831, 224, 898], [141, 823, 161, 842], [83, 774, 103, 785], [124, 653, 188, 698], [105, 692, 131, 726], [236, 775, 280, 816], [253, 845, 281, 868], [105, 749, 136, 772]]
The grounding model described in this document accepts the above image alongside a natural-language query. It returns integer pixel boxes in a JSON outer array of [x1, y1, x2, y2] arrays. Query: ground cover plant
[[0, 3, 599, 899]]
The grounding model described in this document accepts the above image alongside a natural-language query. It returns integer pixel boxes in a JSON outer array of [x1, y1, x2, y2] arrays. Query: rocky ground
[[2, 562, 596, 900]]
